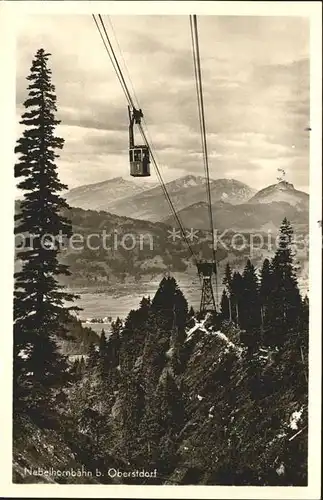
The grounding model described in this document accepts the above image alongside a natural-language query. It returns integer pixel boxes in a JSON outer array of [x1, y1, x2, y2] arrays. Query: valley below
[[73, 266, 309, 334], [17, 174, 310, 334]]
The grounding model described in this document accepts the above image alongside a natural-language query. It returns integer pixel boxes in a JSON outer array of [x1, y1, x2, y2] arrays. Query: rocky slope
[[13, 415, 126, 484]]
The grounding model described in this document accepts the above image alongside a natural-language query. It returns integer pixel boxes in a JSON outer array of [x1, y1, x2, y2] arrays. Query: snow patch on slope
[[185, 316, 243, 357], [289, 407, 304, 430]]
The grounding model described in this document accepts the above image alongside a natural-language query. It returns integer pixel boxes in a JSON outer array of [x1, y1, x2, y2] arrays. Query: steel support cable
[[107, 15, 141, 111], [191, 15, 216, 262], [107, 17, 179, 227], [104, 15, 163, 176], [139, 119, 196, 261], [92, 15, 132, 107], [189, 16, 206, 183], [190, 15, 219, 305], [98, 15, 159, 167], [190, 17, 209, 284], [138, 123, 197, 263], [194, 17, 219, 305], [92, 14, 198, 264], [106, 16, 171, 206], [97, 14, 135, 108]]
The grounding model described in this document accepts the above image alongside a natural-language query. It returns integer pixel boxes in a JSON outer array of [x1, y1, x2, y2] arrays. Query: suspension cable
[[107, 15, 141, 110], [97, 14, 134, 108], [138, 123, 197, 262], [92, 15, 131, 107], [106, 16, 168, 202], [190, 15, 218, 305], [92, 14, 198, 264], [190, 15, 216, 264], [189, 16, 205, 186]]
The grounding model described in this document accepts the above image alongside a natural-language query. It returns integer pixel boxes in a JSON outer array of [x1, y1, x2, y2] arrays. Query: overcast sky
[[16, 14, 309, 192]]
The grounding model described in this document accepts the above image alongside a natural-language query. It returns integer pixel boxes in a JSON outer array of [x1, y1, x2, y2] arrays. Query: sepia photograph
[[0, 1, 321, 498]]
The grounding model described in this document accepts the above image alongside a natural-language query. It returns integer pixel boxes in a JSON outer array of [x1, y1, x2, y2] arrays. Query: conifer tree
[[259, 258, 272, 327], [99, 329, 107, 351], [120, 299, 151, 368], [139, 296, 151, 315], [220, 290, 230, 321], [98, 329, 109, 379], [72, 358, 80, 376], [188, 305, 195, 318], [150, 278, 188, 376], [159, 371, 186, 436], [240, 259, 261, 335], [139, 370, 185, 470], [230, 271, 244, 326], [106, 317, 122, 386], [141, 312, 169, 388], [300, 295, 309, 331], [79, 356, 86, 374], [87, 342, 99, 370], [266, 218, 302, 346], [152, 277, 188, 330], [156, 371, 185, 473], [13, 49, 79, 419], [223, 263, 233, 321], [223, 263, 232, 290], [119, 367, 145, 462]]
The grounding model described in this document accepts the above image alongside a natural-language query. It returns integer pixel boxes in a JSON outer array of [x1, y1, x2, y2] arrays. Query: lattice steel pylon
[[197, 261, 217, 313]]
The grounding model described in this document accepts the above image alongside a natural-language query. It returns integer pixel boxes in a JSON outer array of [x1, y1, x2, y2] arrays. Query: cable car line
[[107, 15, 169, 190], [92, 14, 198, 263], [137, 122, 198, 262], [97, 14, 135, 108], [190, 15, 219, 309], [92, 15, 132, 108], [189, 16, 205, 185], [107, 15, 141, 111], [107, 16, 175, 212], [190, 15, 216, 264]]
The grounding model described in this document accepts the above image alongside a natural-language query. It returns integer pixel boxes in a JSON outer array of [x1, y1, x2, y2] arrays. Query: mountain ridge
[[162, 199, 308, 232], [99, 176, 256, 222], [64, 176, 309, 225], [65, 176, 151, 212], [247, 181, 309, 209]]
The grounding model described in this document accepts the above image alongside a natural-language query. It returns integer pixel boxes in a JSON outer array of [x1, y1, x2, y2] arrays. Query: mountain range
[[65, 175, 256, 222], [162, 181, 309, 231], [64, 175, 308, 232]]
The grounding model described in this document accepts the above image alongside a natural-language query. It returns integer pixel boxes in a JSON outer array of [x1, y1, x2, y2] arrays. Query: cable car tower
[[197, 261, 217, 312], [190, 14, 218, 313]]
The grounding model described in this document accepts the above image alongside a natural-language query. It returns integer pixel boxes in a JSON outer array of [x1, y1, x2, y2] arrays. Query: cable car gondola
[[128, 106, 150, 177]]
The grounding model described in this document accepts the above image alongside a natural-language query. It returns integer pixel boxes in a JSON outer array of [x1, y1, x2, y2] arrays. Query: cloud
[[15, 14, 309, 191]]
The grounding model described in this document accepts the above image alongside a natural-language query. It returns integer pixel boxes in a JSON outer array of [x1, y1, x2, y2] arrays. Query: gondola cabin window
[[129, 146, 150, 177]]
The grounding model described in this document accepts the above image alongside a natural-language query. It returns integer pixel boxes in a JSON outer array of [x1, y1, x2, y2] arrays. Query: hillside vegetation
[[14, 219, 308, 485]]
